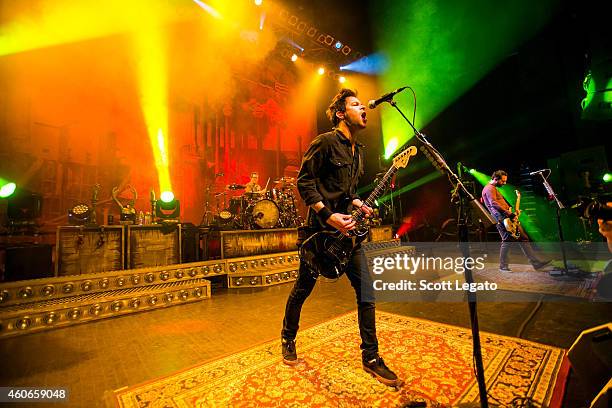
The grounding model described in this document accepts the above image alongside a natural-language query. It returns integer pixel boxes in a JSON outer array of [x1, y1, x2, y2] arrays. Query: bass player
[[482, 170, 551, 272]]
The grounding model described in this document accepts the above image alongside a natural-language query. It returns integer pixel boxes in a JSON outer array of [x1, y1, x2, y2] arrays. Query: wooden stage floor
[[1, 274, 610, 407]]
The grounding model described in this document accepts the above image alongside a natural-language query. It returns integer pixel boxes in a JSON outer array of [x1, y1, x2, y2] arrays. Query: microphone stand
[[388, 99, 495, 408], [535, 172, 575, 276]]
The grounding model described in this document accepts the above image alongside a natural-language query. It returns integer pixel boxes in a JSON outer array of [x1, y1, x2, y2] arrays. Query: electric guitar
[[503, 190, 521, 239], [300, 145, 418, 279]]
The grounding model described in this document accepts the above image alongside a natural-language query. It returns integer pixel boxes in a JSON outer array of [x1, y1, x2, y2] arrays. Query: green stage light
[[467, 169, 490, 187], [0, 181, 17, 198], [373, 0, 558, 156], [378, 171, 442, 204], [160, 191, 175, 203], [604, 173, 611, 183], [384, 138, 399, 159]]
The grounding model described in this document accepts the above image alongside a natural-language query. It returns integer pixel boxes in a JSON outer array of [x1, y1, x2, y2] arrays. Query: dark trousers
[[281, 247, 379, 360], [495, 221, 543, 267]]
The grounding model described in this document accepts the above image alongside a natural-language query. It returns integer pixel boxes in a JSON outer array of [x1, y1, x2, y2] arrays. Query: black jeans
[[281, 247, 378, 360], [495, 221, 543, 267]]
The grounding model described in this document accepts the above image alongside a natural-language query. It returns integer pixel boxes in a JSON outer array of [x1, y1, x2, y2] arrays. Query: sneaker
[[363, 355, 402, 387], [532, 259, 552, 270], [282, 338, 298, 365], [499, 265, 512, 272]]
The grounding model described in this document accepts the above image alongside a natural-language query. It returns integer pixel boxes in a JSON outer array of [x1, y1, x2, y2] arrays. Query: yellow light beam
[[133, 19, 171, 193]]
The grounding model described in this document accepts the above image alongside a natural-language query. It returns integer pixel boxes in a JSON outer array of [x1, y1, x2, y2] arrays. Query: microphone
[[368, 86, 408, 109], [528, 169, 549, 176], [215, 172, 224, 177]]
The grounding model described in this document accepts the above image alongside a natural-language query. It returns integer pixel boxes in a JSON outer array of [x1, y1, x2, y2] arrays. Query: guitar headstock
[[515, 189, 521, 197], [392, 146, 417, 169]]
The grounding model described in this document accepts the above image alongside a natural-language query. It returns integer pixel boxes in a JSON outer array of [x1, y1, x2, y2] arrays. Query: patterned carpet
[[113, 312, 565, 408]]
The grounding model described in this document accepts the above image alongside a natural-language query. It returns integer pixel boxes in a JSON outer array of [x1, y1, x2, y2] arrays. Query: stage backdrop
[[0, 20, 315, 228]]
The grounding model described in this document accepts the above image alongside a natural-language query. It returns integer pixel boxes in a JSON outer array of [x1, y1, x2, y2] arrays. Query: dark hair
[[326, 88, 357, 126], [492, 170, 507, 180]]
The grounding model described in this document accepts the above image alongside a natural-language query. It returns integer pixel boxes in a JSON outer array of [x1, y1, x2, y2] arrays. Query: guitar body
[[503, 217, 520, 239], [300, 227, 369, 279], [503, 189, 521, 239], [298, 145, 418, 279]]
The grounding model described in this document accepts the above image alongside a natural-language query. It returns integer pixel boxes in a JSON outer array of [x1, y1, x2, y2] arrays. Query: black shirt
[[297, 129, 364, 229]]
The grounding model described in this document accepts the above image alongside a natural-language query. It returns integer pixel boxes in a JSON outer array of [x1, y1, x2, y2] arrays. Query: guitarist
[[280, 88, 401, 386], [482, 170, 550, 272]]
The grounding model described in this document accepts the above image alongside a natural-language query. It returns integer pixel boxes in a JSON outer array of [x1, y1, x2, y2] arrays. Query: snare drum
[[247, 199, 280, 229]]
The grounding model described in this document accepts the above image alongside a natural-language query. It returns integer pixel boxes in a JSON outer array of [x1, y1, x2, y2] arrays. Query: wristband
[[317, 207, 333, 223]]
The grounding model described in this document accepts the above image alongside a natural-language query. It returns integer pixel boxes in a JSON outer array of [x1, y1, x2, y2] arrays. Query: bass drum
[[248, 199, 280, 229]]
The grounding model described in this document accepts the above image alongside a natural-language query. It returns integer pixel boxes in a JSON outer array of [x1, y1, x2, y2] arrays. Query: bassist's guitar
[[502, 189, 521, 239], [300, 145, 418, 279]]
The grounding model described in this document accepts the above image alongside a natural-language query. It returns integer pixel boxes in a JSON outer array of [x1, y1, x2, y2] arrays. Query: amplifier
[[369, 225, 393, 242]]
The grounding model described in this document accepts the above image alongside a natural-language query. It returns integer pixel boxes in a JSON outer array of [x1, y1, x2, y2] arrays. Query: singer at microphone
[[368, 86, 408, 109], [280, 88, 402, 385]]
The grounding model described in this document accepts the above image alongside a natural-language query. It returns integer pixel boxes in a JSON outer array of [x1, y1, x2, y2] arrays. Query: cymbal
[[226, 183, 246, 190], [274, 177, 296, 184], [244, 191, 264, 197]]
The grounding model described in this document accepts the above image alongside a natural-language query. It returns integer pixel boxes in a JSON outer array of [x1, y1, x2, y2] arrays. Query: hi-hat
[[226, 184, 246, 190], [274, 177, 296, 184]]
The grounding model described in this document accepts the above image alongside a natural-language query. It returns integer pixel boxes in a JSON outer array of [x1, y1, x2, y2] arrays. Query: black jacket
[[297, 129, 364, 229]]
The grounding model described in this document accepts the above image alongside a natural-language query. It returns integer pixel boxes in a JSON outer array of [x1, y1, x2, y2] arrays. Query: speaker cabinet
[[567, 323, 612, 406]]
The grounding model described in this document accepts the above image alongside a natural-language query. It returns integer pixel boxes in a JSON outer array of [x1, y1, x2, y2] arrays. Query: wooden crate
[[127, 225, 181, 269], [56, 226, 124, 276], [217, 228, 298, 259]]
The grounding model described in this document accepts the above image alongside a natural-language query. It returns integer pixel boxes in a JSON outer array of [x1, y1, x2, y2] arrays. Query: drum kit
[[202, 177, 303, 229]]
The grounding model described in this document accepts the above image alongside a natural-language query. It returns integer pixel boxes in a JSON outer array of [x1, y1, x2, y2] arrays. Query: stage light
[[68, 203, 92, 225], [281, 38, 304, 52], [192, 0, 222, 19], [160, 191, 175, 203], [339, 76, 346, 83], [155, 191, 180, 221], [469, 168, 476, 174], [384, 138, 399, 159], [291, 54, 298, 62], [334, 41, 343, 50], [0, 182, 16, 198], [254, 0, 263, 5], [604, 173, 612, 183], [340, 53, 389, 74], [318, 67, 325, 75]]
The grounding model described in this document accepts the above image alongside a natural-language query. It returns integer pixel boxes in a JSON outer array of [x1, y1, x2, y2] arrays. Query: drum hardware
[[201, 185, 214, 226], [247, 199, 280, 229], [201, 173, 305, 230]]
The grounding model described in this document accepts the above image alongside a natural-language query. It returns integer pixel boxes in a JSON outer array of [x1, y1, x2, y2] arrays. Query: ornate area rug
[[113, 312, 565, 408], [474, 263, 601, 299]]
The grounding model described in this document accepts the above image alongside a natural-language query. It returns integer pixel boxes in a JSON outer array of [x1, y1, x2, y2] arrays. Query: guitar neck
[[353, 165, 398, 222]]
